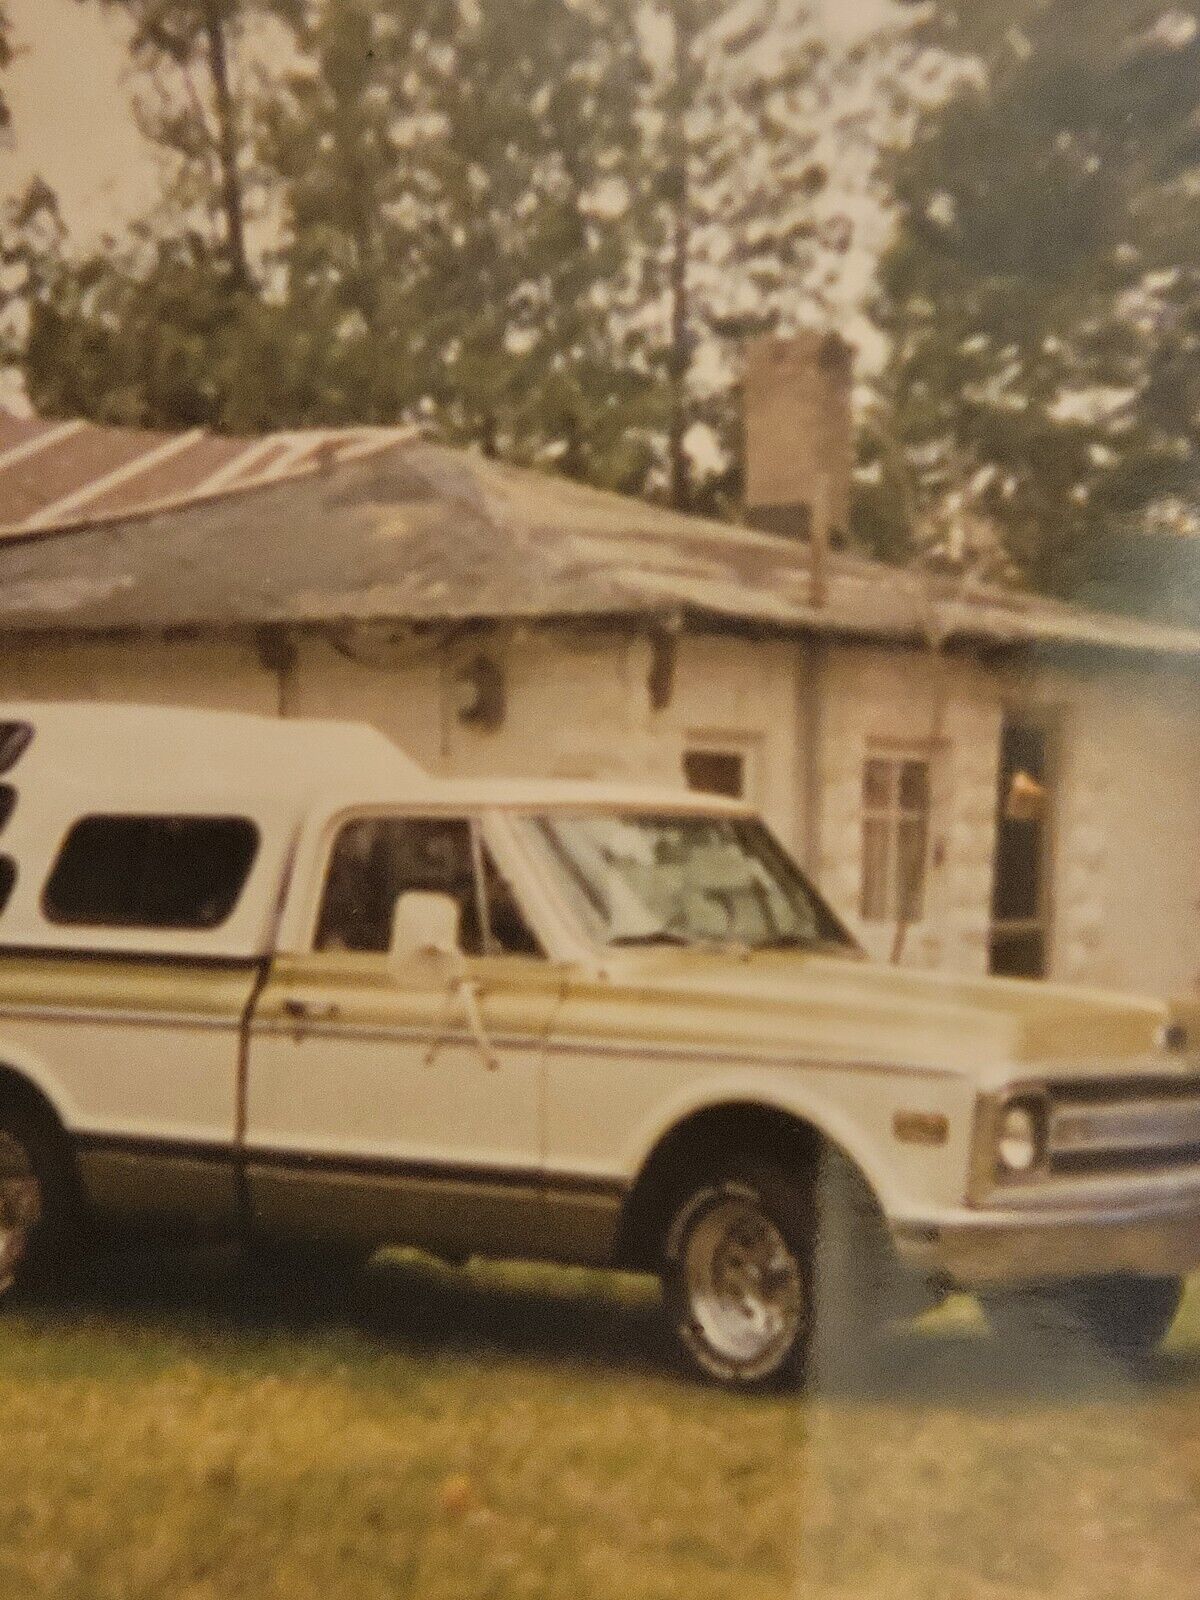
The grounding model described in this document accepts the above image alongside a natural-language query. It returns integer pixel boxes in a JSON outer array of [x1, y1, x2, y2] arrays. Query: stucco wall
[[1001, 658, 1200, 998], [281, 629, 805, 840], [0, 635, 277, 715], [0, 625, 1195, 996]]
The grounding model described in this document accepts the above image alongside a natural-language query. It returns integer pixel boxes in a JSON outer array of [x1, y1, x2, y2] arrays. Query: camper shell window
[[43, 815, 260, 930], [0, 723, 32, 775]]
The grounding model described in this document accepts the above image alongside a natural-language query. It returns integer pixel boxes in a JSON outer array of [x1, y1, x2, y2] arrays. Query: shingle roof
[[0, 417, 1198, 660]]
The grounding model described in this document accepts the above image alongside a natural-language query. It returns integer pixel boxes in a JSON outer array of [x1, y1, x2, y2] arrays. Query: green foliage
[[615, 0, 886, 509], [866, 1, 1200, 610], [19, 237, 343, 433], [0, 1254, 1197, 1598], [614, 1, 812, 505], [9, 1, 907, 502], [75, 2, 307, 286], [232, 0, 662, 481]]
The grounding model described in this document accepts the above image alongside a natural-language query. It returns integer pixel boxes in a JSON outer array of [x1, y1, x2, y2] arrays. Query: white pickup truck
[[0, 701, 1196, 1389]]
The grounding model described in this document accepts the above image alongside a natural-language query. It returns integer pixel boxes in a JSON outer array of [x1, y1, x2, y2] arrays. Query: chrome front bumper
[[892, 1188, 1200, 1288]]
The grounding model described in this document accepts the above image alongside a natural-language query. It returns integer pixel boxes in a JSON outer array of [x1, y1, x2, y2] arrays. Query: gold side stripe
[[251, 1019, 955, 1079], [0, 1004, 243, 1031], [0, 1002, 954, 1080]]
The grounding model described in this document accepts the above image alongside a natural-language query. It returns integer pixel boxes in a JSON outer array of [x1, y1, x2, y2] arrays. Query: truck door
[[243, 812, 560, 1261]]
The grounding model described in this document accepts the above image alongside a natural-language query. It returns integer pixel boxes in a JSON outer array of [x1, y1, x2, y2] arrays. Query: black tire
[[0, 1102, 76, 1297], [660, 1156, 814, 1391], [983, 1273, 1184, 1360]]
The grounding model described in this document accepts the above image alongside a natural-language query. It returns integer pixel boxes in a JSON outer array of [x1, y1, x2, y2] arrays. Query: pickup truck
[[0, 700, 1197, 1390]]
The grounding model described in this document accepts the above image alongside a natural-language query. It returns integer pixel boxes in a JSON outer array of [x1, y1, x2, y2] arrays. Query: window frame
[[860, 750, 933, 926]]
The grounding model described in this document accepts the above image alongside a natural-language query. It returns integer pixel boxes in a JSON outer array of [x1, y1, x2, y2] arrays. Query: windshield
[[518, 811, 857, 952]]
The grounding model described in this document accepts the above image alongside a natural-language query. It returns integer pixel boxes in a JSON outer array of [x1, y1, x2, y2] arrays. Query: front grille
[[1045, 1074, 1200, 1178]]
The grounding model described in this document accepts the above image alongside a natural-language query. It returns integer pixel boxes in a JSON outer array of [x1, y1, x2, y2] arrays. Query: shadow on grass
[[10, 1245, 1200, 1407], [11, 1244, 670, 1383]]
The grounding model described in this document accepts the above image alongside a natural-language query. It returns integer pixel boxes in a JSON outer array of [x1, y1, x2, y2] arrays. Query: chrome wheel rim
[[0, 1132, 40, 1290], [683, 1195, 803, 1372]]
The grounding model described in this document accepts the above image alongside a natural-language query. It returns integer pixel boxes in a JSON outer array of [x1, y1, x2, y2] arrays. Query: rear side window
[[43, 816, 260, 930], [0, 783, 16, 916]]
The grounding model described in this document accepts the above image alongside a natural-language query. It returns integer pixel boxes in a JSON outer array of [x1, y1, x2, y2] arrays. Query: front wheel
[[983, 1273, 1184, 1359], [661, 1158, 813, 1391]]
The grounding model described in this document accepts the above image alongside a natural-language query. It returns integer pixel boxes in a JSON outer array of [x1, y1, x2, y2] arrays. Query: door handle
[[282, 998, 341, 1024]]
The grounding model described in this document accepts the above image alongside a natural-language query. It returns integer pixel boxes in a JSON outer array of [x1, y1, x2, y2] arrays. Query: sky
[[0, 0, 153, 236], [0, 0, 902, 240]]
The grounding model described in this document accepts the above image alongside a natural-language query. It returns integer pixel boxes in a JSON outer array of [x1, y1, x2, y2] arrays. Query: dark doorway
[[989, 720, 1052, 979]]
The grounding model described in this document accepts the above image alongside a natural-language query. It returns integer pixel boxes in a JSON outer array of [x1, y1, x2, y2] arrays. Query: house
[[0, 336, 1196, 996]]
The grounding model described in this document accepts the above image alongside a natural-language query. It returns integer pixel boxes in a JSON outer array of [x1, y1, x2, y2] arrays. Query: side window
[[43, 815, 260, 930], [314, 816, 542, 957]]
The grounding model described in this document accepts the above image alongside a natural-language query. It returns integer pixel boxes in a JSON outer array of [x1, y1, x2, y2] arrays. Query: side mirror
[[388, 891, 464, 974]]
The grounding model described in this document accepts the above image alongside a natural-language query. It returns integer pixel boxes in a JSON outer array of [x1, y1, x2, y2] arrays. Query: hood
[[590, 947, 1186, 1084]]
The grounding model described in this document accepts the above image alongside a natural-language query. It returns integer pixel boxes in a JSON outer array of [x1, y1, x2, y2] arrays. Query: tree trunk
[[668, 204, 690, 510], [201, 1, 251, 291], [666, 0, 692, 511]]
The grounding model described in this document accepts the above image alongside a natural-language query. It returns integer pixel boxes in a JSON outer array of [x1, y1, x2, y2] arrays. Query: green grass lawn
[[1, 1251, 1199, 1600]]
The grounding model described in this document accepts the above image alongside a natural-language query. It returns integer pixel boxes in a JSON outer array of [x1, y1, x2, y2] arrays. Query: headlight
[[997, 1100, 1044, 1174]]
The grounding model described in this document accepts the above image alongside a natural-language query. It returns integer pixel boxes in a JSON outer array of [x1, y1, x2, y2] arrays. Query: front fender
[[616, 1062, 974, 1220]]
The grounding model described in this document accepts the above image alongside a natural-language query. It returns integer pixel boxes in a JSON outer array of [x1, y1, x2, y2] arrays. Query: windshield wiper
[[606, 930, 692, 947], [755, 933, 854, 953]]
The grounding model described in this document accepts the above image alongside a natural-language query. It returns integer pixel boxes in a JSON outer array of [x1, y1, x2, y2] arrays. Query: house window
[[861, 755, 930, 923], [683, 748, 746, 800]]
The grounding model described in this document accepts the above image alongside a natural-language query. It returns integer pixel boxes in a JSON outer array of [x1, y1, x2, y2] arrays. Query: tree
[[626, 0, 902, 509], [261, 0, 651, 477], [251, 0, 437, 426], [864, 1, 1200, 602], [11, 0, 916, 494], [13, 0, 319, 430], [76, 1, 306, 289], [260, 0, 918, 493], [14, 219, 327, 430]]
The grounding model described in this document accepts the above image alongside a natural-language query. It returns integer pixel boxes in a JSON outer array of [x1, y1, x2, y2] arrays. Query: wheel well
[[0, 1065, 79, 1195], [614, 1102, 879, 1271], [0, 1065, 66, 1132]]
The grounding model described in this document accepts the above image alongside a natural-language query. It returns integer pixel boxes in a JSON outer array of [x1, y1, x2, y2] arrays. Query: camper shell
[[0, 701, 746, 964]]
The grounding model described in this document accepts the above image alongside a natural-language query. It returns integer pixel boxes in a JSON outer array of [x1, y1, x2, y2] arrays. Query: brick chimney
[[743, 331, 853, 545]]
